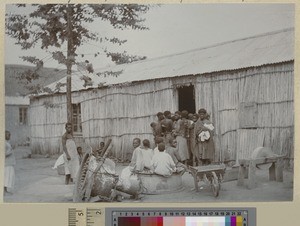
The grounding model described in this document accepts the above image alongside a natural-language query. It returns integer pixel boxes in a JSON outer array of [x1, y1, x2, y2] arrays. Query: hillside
[[5, 64, 67, 96]]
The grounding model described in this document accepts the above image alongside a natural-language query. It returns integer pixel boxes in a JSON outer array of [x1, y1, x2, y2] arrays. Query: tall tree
[[6, 4, 149, 125]]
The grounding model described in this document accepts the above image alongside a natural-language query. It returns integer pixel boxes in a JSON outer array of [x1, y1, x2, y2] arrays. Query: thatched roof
[[42, 27, 294, 95]]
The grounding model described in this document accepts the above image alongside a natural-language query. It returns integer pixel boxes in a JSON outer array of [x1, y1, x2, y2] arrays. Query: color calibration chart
[[105, 208, 256, 226]]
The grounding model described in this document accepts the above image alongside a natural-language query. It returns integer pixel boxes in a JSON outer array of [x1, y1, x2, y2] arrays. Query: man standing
[[4, 130, 16, 195], [62, 123, 80, 184]]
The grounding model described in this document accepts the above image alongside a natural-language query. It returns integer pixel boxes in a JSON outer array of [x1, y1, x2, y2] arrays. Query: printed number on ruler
[[86, 208, 103, 226], [68, 208, 86, 226]]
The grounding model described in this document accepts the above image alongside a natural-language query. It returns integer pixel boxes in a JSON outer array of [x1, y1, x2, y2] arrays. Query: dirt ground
[[3, 146, 294, 203]]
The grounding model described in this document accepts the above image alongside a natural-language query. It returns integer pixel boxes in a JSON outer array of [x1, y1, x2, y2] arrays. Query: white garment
[[153, 147, 160, 155], [118, 166, 139, 191], [63, 139, 80, 180], [198, 131, 211, 142], [4, 166, 15, 189], [204, 123, 214, 131], [139, 148, 154, 169], [5, 140, 15, 190], [52, 154, 65, 169], [5, 141, 16, 166], [151, 151, 176, 177]]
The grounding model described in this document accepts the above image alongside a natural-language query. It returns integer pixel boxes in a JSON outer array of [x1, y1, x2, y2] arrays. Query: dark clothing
[[194, 119, 215, 163]]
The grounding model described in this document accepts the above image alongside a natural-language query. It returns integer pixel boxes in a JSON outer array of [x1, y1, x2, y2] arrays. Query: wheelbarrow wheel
[[211, 171, 220, 197]]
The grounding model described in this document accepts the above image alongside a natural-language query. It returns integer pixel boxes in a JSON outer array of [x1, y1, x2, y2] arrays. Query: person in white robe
[[4, 131, 16, 194]]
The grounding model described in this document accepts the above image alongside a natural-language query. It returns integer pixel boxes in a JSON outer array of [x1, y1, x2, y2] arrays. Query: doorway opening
[[177, 85, 196, 113]]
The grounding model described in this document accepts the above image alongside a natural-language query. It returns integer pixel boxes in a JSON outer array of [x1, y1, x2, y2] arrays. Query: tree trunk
[[66, 4, 73, 128]]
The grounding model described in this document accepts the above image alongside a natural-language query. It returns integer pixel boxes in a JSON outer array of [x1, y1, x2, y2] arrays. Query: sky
[[4, 3, 295, 70]]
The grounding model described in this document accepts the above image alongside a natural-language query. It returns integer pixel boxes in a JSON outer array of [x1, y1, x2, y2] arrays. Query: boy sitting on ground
[[165, 138, 188, 174], [140, 139, 154, 172], [151, 143, 176, 177]]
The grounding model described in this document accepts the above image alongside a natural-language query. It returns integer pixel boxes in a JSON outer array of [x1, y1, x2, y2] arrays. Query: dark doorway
[[178, 85, 196, 113]]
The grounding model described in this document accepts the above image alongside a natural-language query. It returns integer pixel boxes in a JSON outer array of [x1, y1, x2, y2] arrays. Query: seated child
[[140, 139, 154, 171], [97, 141, 105, 156], [129, 138, 144, 171], [165, 138, 188, 173], [151, 143, 176, 177], [153, 137, 164, 155], [117, 138, 143, 194]]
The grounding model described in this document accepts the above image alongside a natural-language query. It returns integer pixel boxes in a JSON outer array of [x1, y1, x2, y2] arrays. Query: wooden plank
[[237, 165, 246, 186], [269, 163, 276, 181], [248, 160, 257, 189], [275, 158, 284, 182]]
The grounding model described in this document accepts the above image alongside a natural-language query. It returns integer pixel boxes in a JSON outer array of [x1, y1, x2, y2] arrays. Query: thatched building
[[29, 28, 294, 164]]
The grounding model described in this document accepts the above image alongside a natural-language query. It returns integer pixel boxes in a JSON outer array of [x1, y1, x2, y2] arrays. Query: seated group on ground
[[60, 108, 215, 190], [126, 108, 216, 177]]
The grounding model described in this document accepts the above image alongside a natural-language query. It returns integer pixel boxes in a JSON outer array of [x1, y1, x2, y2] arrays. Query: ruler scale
[[69, 207, 255, 226], [68, 208, 86, 226], [68, 208, 77, 226], [86, 208, 103, 226], [107, 208, 255, 226]]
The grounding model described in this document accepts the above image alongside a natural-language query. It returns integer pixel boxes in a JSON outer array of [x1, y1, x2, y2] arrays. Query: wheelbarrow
[[188, 164, 226, 197]]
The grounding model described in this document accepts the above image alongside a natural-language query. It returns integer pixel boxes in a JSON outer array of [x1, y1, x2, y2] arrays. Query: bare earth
[[3, 146, 293, 203]]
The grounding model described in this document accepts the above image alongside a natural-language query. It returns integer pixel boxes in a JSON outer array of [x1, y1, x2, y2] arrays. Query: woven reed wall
[[80, 80, 178, 160], [30, 80, 178, 156], [30, 62, 294, 161], [194, 62, 294, 161], [30, 95, 67, 154]]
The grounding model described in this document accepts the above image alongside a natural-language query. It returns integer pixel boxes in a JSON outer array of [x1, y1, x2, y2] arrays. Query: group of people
[[128, 137, 185, 177], [3, 108, 215, 198], [150, 108, 215, 166], [117, 108, 216, 195], [117, 137, 185, 196], [119, 107, 215, 181], [61, 108, 215, 187]]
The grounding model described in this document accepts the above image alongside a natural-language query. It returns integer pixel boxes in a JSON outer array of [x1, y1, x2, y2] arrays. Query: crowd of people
[[150, 108, 215, 167], [3, 108, 215, 197], [58, 108, 216, 187], [116, 108, 216, 197]]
